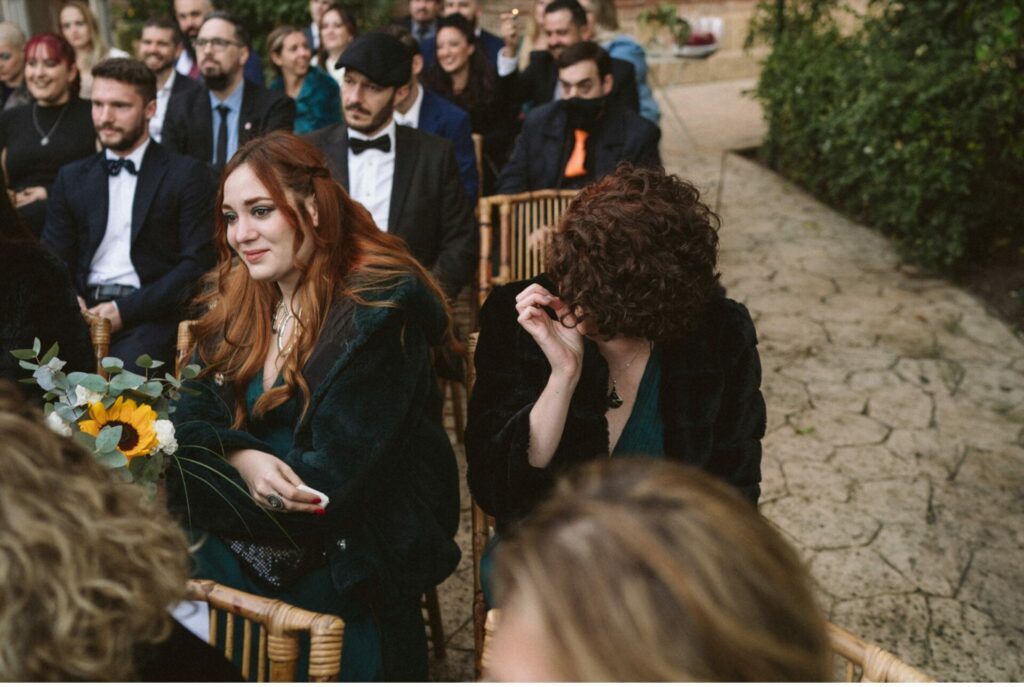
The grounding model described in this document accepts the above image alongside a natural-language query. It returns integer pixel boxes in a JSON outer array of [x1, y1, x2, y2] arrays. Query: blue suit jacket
[[41, 142, 216, 328], [420, 28, 504, 69], [418, 87, 479, 204]]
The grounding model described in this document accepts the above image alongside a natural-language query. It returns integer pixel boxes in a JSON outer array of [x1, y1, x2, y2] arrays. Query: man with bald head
[[173, 0, 264, 84]]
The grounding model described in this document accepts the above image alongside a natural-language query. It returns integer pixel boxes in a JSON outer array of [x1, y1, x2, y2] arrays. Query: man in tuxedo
[[162, 11, 295, 174], [42, 58, 215, 372], [173, 0, 264, 84], [497, 41, 660, 193], [138, 16, 201, 143], [496, 0, 638, 114], [303, 0, 331, 52], [420, 0, 503, 68], [393, 0, 442, 46], [385, 25, 479, 204], [307, 33, 475, 299]]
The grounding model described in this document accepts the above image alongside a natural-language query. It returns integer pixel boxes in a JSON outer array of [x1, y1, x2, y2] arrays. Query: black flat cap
[[336, 32, 411, 87]]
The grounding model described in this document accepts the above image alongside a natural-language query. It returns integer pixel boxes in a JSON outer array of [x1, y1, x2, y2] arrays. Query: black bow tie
[[349, 134, 391, 155], [104, 158, 138, 176]]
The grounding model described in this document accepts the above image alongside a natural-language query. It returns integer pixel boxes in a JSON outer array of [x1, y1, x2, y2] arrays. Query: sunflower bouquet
[[11, 338, 200, 496]]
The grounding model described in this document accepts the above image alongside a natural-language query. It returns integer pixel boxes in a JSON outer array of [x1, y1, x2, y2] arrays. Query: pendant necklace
[[271, 300, 299, 354], [32, 102, 69, 147], [607, 342, 649, 409]]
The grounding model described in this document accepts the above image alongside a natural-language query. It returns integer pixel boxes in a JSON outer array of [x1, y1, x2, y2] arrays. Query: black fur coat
[[466, 277, 766, 527]]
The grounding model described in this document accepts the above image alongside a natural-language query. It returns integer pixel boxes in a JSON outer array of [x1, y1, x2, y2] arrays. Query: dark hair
[[380, 24, 420, 57], [544, 0, 588, 28], [421, 13, 498, 112], [91, 57, 157, 103], [547, 164, 721, 341], [315, 3, 359, 67], [142, 16, 183, 46], [200, 10, 250, 48], [435, 13, 475, 45], [556, 41, 611, 78], [24, 33, 80, 98]]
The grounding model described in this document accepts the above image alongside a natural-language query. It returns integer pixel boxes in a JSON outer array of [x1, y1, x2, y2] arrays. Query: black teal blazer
[[466, 277, 766, 527], [305, 123, 477, 298], [41, 142, 215, 329], [161, 79, 295, 168], [496, 98, 662, 193]]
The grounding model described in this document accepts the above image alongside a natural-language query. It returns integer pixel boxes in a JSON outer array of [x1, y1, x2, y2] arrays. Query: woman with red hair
[[166, 131, 461, 681], [0, 32, 96, 235]]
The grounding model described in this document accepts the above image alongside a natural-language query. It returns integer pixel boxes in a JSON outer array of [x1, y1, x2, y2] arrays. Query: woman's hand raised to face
[[515, 283, 584, 382], [228, 449, 325, 515]]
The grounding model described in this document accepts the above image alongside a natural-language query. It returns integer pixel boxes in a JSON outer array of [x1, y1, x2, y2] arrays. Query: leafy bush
[[748, 0, 1024, 268]]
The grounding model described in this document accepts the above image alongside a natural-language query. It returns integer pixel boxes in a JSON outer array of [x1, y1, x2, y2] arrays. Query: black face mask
[[564, 95, 607, 132]]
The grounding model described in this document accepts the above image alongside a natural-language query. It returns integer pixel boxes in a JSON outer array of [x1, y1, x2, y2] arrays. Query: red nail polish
[[311, 496, 321, 504], [315, 508, 326, 516]]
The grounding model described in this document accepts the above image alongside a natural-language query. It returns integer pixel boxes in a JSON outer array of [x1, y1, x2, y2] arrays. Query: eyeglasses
[[194, 37, 242, 52]]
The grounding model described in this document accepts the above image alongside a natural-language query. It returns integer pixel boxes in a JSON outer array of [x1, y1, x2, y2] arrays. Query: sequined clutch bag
[[223, 537, 327, 589]]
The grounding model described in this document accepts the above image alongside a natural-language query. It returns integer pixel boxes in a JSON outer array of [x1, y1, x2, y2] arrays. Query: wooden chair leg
[[422, 588, 446, 660]]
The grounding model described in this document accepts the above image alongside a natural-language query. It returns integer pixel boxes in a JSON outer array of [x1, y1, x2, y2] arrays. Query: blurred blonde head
[[490, 459, 832, 682], [0, 382, 191, 680]]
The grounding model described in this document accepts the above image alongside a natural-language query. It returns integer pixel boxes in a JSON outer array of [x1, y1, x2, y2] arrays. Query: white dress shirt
[[88, 139, 150, 289], [347, 120, 396, 232], [393, 85, 424, 129], [149, 69, 178, 143], [175, 50, 195, 77]]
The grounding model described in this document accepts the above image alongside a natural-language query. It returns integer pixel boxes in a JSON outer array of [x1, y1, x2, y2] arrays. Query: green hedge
[[748, 0, 1024, 268]]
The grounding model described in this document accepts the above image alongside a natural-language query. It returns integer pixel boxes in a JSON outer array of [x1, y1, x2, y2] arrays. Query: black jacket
[[496, 98, 662, 193], [41, 142, 215, 330], [510, 49, 640, 114], [166, 276, 462, 604], [466, 277, 765, 527], [305, 123, 477, 298], [161, 79, 295, 170]]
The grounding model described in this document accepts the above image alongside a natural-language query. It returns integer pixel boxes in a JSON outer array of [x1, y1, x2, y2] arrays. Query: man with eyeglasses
[[162, 11, 294, 174], [173, 0, 264, 85]]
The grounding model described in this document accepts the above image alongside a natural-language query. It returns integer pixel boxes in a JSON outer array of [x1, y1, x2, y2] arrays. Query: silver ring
[[266, 493, 285, 510]]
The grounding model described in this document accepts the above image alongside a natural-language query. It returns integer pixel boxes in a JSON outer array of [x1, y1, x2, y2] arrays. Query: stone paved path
[[430, 78, 1024, 681]]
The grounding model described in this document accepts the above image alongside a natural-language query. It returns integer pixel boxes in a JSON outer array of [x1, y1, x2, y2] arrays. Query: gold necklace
[[607, 342, 650, 409], [271, 300, 299, 354]]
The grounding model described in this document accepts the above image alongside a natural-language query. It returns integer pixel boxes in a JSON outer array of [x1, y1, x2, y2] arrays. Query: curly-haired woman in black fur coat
[[466, 165, 766, 597], [0, 186, 92, 398]]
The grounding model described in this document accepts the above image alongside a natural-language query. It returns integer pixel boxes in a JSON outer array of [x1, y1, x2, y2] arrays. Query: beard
[[99, 119, 147, 152], [142, 53, 175, 74], [203, 66, 230, 92], [344, 100, 394, 135]]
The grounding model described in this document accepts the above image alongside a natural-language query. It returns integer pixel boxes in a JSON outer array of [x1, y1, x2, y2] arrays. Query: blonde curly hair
[[0, 382, 191, 680]]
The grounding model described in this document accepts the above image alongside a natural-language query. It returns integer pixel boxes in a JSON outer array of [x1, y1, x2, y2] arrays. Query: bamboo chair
[[477, 190, 579, 308], [471, 133, 484, 197], [466, 332, 497, 678], [479, 610, 932, 682], [81, 310, 111, 378], [186, 578, 344, 681], [176, 321, 448, 661]]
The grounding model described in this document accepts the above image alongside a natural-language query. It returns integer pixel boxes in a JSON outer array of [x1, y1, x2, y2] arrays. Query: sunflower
[[78, 397, 159, 461]]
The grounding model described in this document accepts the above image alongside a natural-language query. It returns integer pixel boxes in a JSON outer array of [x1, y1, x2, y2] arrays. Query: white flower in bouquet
[[74, 384, 105, 407], [153, 419, 178, 455], [45, 411, 72, 437]]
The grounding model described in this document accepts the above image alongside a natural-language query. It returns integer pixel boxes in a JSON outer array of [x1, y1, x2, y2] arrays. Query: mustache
[[344, 104, 371, 116]]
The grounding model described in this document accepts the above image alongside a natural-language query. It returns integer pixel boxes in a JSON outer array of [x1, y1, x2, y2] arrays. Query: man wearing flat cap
[[306, 32, 476, 300]]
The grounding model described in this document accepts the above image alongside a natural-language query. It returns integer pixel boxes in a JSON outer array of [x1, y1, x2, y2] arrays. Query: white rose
[[74, 385, 104, 407], [45, 411, 72, 437], [153, 419, 178, 455]]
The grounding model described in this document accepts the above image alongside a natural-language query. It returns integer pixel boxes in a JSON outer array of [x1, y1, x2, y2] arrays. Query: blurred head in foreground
[[0, 381, 190, 680], [489, 459, 831, 681]]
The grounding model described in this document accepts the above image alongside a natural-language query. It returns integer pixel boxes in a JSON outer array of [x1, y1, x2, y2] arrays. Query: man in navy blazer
[[420, 0, 504, 68], [393, 0, 443, 45], [42, 59, 215, 372], [387, 26, 479, 203]]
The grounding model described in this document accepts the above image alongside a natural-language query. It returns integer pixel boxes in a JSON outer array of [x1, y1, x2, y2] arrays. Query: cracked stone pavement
[[430, 78, 1024, 681]]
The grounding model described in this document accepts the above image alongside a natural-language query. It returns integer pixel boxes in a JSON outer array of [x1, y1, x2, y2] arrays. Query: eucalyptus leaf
[[137, 381, 164, 398], [17, 377, 35, 384], [109, 371, 147, 395], [57, 405, 79, 423], [18, 360, 38, 371], [33, 367, 57, 391], [77, 374, 108, 393], [66, 371, 89, 386], [39, 341, 59, 365], [136, 354, 154, 368], [164, 373, 182, 389], [182, 364, 200, 380], [95, 425, 124, 454], [101, 356, 125, 371], [32, 338, 40, 355], [96, 449, 129, 468], [73, 431, 96, 452], [9, 348, 36, 360]]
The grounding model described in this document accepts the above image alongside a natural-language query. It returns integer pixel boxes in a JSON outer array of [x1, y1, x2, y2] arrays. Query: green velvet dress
[[190, 374, 383, 681], [481, 348, 665, 604]]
